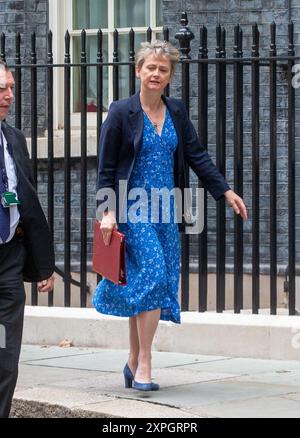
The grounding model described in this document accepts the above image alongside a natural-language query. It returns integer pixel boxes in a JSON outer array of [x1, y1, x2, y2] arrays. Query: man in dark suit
[[0, 61, 55, 417]]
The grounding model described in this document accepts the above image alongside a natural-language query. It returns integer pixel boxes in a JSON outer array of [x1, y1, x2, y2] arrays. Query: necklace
[[141, 106, 164, 130], [147, 114, 161, 129]]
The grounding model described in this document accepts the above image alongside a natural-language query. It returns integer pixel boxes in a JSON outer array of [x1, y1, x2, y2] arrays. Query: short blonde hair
[[136, 40, 180, 77]]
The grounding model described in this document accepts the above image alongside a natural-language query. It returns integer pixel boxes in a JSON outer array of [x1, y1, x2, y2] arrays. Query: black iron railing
[[1, 12, 298, 315]]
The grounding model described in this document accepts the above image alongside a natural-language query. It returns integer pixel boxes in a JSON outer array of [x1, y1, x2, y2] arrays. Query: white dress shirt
[[0, 132, 20, 244]]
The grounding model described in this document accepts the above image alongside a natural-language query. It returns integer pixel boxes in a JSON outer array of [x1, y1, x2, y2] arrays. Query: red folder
[[92, 221, 126, 286]]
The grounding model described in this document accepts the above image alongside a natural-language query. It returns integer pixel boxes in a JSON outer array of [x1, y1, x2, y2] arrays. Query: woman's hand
[[100, 212, 118, 246], [224, 190, 248, 220]]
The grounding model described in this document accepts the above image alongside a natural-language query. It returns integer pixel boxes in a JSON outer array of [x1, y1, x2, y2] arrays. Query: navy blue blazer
[[97, 92, 230, 224], [2, 122, 55, 282]]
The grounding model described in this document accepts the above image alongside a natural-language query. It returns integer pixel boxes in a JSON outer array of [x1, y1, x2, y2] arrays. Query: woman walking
[[93, 41, 247, 391]]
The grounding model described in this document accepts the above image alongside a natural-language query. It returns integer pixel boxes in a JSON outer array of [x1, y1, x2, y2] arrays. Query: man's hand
[[224, 189, 248, 220], [37, 275, 55, 293]]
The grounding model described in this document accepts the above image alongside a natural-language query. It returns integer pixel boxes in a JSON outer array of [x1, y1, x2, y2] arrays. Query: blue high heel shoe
[[123, 363, 134, 388], [133, 380, 160, 391]]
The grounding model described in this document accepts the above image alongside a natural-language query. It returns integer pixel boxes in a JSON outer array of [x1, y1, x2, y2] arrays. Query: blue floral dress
[[93, 108, 181, 324]]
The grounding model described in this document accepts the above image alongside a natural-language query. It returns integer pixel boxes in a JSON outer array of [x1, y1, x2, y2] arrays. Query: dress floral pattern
[[93, 108, 181, 324]]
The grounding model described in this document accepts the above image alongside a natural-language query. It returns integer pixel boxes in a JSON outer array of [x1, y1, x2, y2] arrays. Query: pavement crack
[[103, 393, 199, 413], [20, 351, 103, 363], [164, 357, 233, 369]]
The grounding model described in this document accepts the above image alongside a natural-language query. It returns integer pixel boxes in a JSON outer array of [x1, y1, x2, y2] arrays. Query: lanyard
[[0, 131, 8, 192]]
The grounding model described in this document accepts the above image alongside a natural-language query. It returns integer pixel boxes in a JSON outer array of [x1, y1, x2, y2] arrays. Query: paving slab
[[232, 369, 300, 387], [21, 345, 228, 371], [14, 344, 300, 418], [16, 364, 102, 390], [17, 364, 238, 396], [179, 357, 300, 375], [187, 395, 300, 418], [111, 379, 298, 409], [20, 345, 103, 362], [151, 368, 240, 387], [73, 398, 204, 419]]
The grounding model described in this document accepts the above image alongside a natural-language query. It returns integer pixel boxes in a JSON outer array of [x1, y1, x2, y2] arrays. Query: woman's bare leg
[[135, 308, 161, 383], [128, 316, 139, 374]]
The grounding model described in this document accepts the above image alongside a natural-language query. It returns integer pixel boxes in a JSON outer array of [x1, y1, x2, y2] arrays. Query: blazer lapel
[[1, 122, 21, 168], [161, 95, 182, 146], [128, 93, 187, 188], [129, 92, 183, 158], [161, 96, 188, 191], [2, 122, 13, 154], [1, 122, 27, 192], [129, 92, 143, 157]]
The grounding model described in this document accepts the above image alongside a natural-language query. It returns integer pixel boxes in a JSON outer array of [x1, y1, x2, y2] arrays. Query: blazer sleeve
[[180, 103, 231, 200], [17, 132, 55, 282], [97, 101, 122, 191]]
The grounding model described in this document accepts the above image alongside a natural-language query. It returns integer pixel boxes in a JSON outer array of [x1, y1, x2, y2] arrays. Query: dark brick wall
[[2, 1, 299, 272], [163, 0, 300, 272], [37, 159, 97, 270], [0, 0, 48, 134]]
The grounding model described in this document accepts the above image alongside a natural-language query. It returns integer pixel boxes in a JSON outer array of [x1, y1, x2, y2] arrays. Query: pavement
[[11, 344, 300, 418]]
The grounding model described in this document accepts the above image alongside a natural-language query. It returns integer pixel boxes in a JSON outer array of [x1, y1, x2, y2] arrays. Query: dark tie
[[0, 131, 10, 242]]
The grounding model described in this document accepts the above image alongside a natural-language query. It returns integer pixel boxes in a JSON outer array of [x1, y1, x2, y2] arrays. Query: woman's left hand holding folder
[[100, 212, 118, 246]]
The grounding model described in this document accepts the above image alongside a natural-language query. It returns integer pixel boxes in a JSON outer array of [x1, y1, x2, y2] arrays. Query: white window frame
[[49, 0, 163, 130]]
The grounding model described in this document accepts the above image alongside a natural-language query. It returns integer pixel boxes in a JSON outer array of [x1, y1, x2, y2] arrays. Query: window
[[49, 0, 163, 127]]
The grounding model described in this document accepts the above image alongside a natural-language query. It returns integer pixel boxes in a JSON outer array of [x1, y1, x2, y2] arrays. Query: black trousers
[[0, 237, 26, 418]]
